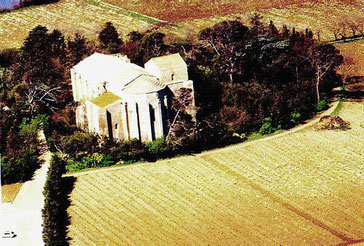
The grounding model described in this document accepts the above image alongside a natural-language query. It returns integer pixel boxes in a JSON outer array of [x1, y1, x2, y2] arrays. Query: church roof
[[73, 53, 154, 88], [148, 53, 186, 71], [89, 92, 121, 108], [122, 74, 165, 94]]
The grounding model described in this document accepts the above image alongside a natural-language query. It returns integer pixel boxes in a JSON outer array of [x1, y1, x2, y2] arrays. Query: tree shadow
[[331, 90, 364, 101], [59, 176, 77, 245]]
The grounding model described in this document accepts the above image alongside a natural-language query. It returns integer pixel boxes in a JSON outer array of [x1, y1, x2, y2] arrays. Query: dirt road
[[0, 131, 50, 246]]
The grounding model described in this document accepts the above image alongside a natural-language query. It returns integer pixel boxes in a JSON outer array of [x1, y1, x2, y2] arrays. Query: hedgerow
[[42, 154, 69, 245]]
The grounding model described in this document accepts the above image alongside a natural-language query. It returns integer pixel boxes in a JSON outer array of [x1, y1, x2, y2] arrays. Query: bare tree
[[337, 55, 358, 85], [166, 88, 195, 143], [26, 85, 60, 116], [338, 22, 348, 40], [348, 20, 359, 37], [307, 44, 343, 103], [332, 21, 341, 40]]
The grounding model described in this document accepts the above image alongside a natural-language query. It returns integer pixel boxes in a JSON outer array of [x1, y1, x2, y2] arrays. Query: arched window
[[171, 74, 175, 81]]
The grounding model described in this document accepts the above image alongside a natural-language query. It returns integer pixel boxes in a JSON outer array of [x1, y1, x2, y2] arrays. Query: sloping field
[[102, 0, 363, 26], [0, 0, 153, 49], [181, 1, 363, 41], [336, 40, 364, 77], [67, 101, 364, 245]]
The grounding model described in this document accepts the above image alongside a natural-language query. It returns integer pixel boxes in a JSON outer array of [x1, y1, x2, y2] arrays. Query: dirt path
[[0, 130, 51, 246]]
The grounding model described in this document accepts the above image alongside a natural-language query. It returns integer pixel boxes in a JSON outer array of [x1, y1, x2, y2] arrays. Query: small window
[[115, 123, 118, 129], [171, 74, 175, 81], [103, 81, 108, 92]]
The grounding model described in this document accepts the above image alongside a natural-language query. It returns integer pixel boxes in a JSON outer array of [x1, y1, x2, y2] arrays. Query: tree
[[307, 44, 343, 103], [166, 88, 195, 145], [332, 22, 341, 40], [268, 20, 279, 38], [67, 33, 91, 67], [347, 18, 360, 37], [337, 55, 359, 85], [199, 20, 249, 55], [137, 32, 168, 64], [338, 22, 348, 40], [199, 21, 249, 82], [99, 22, 123, 54], [250, 13, 265, 36]]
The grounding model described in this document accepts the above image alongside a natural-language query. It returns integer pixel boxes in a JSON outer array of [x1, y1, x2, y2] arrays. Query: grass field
[[66, 100, 364, 245], [1, 183, 23, 203]]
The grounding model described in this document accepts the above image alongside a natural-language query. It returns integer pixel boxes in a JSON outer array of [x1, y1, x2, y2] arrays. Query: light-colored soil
[[0, 131, 51, 246], [67, 100, 364, 245], [0, 0, 153, 49], [1, 183, 23, 203]]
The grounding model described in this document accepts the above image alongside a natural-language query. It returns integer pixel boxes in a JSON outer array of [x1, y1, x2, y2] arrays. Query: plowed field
[[67, 100, 364, 245], [0, 0, 153, 49]]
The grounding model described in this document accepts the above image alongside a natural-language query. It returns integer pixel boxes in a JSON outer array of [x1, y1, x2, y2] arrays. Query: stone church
[[71, 52, 194, 142]]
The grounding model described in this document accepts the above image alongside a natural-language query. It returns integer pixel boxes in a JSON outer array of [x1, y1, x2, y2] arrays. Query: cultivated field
[[0, 0, 154, 49], [67, 100, 364, 245], [1, 182, 22, 203], [102, 0, 363, 26], [179, 1, 363, 41], [336, 40, 364, 77]]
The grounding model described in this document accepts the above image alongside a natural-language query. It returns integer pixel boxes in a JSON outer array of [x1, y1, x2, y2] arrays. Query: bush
[[259, 117, 275, 135], [42, 154, 68, 245], [290, 112, 302, 125], [314, 115, 350, 131], [1, 117, 41, 185], [66, 153, 114, 172], [145, 137, 172, 160], [1, 148, 40, 184], [61, 131, 99, 160], [315, 97, 330, 112], [109, 138, 149, 163]]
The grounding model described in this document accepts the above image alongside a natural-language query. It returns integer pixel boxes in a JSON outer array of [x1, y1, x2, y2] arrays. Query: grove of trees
[[1, 16, 347, 181]]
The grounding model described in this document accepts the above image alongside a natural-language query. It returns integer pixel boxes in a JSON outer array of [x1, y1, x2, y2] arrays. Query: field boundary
[[84, 0, 182, 30], [65, 100, 340, 177]]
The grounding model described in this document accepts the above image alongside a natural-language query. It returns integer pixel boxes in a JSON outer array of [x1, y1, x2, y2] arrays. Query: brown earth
[[1, 183, 23, 203], [66, 100, 364, 245]]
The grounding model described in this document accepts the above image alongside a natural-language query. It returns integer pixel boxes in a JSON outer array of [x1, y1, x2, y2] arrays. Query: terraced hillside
[[0, 0, 154, 49], [67, 100, 364, 245]]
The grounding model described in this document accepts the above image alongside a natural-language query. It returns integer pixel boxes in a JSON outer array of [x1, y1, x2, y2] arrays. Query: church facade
[[71, 52, 194, 142]]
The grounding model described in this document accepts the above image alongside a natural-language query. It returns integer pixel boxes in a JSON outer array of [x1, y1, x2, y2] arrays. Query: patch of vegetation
[[331, 100, 344, 116], [66, 153, 114, 172], [86, 0, 181, 29], [314, 115, 350, 131], [315, 96, 330, 112], [42, 154, 75, 245], [1, 115, 43, 185]]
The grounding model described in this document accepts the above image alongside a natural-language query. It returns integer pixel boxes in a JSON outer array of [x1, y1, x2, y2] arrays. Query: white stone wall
[[71, 53, 195, 142], [144, 61, 161, 81], [145, 62, 188, 84], [85, 101, 100, 134]]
